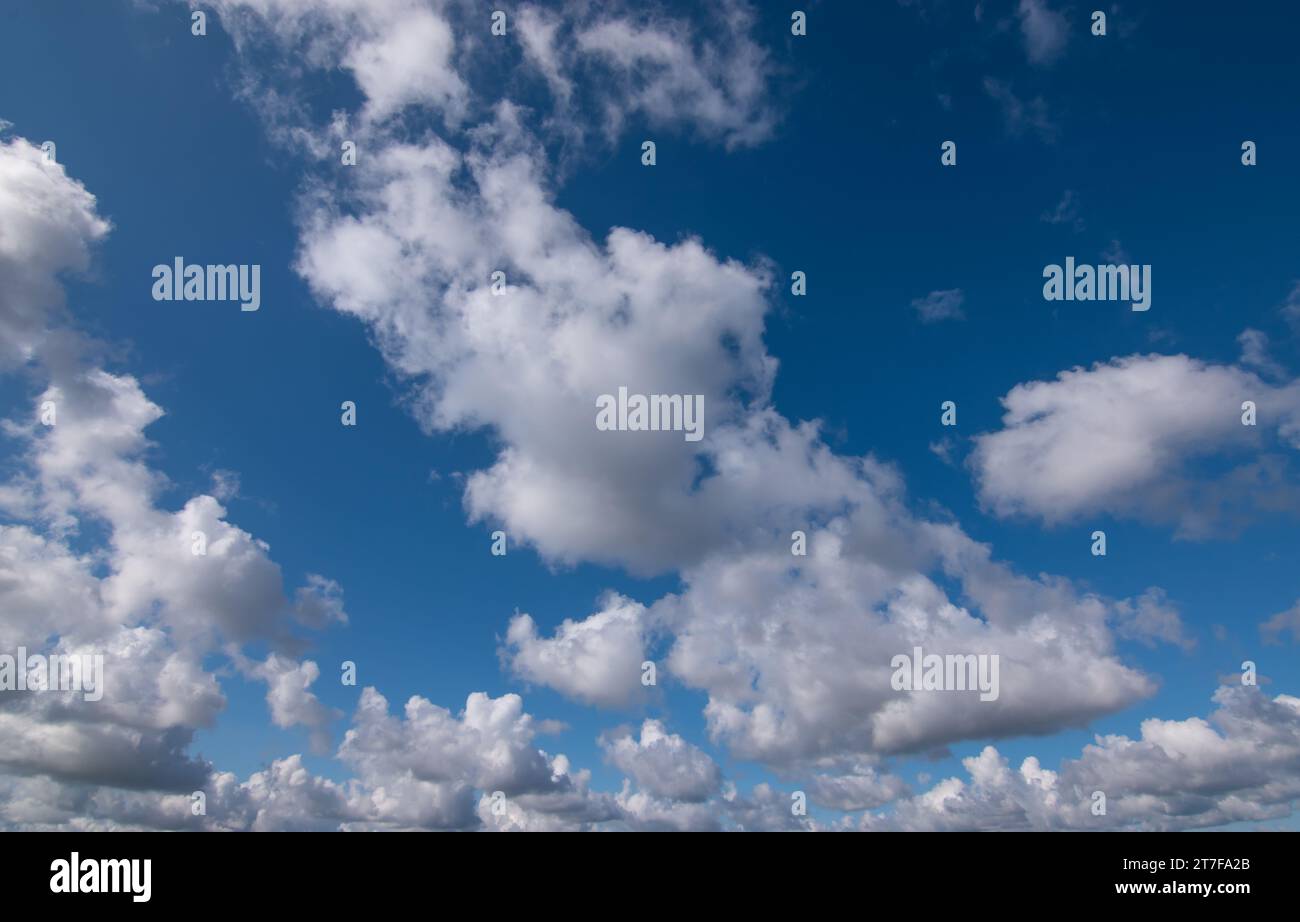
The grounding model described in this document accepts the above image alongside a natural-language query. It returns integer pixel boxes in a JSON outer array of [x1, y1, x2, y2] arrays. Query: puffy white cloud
[[0, 37, 642, 833], [44, 0, 1282, 835], [970, 354, 1300, 536], [601, 719, 722, 802], [0, 138, 109, 369], [719, 782, 819, 832], [0, 134, 347, 807], [201, 0, 469, 124], [210, 756, 356, 832], [192, 0, 1203, 785], [808, 765, 909, 812], [294, 117, 800, 576], [614, 784, 724, 832], [204, 0, 776, 151], [504, 594, 649, 708], [0, 525, 107, 649], [343, 6, 467, 123], [866, 686, 1300, 830], [331, 687, 618, 830], [1017, 0, 1068, 66], [241, 654, 342, 754], [659, 515, 1165, 765], [1, 685, 626, 831], [10, 367, 347, 652], [340, 686, 558, 795], [476, 756, 620, 831]]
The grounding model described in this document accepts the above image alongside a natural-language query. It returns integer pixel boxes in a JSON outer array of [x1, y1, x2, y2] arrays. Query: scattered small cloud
[[1279, 281, 1300, 334], [1262, 599, 1300, 645], [1040, 190, 1083, 230], [1100, 239, 1130, 264], [983, 77, 1058, 142], [210, 469, 241, 501], [1018, 0, 1068, 65], [911, 288, 966, 323], [1238, 328, 1285, 380], [929, 437, 958, 466]]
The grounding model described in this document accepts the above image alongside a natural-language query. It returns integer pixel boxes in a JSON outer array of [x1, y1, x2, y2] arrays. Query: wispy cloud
[[983, 76, 1059, 141], [911, 288, 966, 323], [1280, 280, 1300, 334], [1040, 190, 1083, 230]]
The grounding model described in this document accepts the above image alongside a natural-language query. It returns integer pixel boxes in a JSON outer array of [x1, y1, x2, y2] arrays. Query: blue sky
[[1, 0, 1298, 830]]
